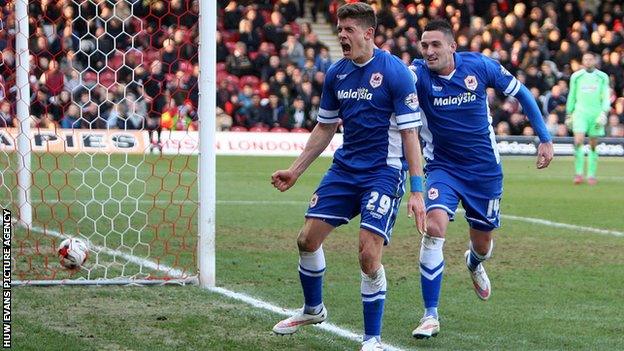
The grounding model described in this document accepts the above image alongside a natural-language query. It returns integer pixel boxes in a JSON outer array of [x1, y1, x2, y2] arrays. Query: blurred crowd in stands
[[0, 0, 623, 137]]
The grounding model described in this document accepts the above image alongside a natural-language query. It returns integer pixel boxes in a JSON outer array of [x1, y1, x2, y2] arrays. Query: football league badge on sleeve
[[370, 72, 383, 88], [405, 93, 419, 110], [464, 75, 478, 91]]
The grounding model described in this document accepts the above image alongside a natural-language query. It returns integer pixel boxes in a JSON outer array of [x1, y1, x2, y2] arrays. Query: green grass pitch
[[6, 154, 624, 350]]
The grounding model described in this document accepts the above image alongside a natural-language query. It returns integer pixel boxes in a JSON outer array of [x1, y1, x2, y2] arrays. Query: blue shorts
[[424, 168, 502, 232], [305, 163, 406, 244]]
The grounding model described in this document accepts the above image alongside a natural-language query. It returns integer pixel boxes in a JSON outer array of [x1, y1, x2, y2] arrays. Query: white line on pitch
[[453, 209, 624, 237], [25, 225, 408, 351], [208, 287, 408, 351], [28, 225, 186, 278], [18, 199, 623, 237], [23, 199, 305, 205], [502, 213, 623, 237]]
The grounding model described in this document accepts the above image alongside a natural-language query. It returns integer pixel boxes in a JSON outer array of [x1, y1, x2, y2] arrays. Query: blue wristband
[[410, 175, 423, 193]]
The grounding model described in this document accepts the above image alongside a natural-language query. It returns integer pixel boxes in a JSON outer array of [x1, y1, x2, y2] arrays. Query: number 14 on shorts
[[486, 198, 500, 219]]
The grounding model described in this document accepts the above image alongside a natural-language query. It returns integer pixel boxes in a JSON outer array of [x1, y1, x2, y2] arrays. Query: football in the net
[[58, 238, 89, 269]]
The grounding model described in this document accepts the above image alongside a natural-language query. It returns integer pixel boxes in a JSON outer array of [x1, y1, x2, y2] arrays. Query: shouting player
[[270, 3, 426, 350]]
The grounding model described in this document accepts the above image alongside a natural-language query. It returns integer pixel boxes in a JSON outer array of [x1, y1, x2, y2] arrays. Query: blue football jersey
[[318, 48, 422, 172], [410, 52, 520, 179]]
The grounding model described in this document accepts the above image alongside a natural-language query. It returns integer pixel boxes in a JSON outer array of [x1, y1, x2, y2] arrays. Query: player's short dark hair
[[424, 19, 455, 40], [337, 2, 377, 30]]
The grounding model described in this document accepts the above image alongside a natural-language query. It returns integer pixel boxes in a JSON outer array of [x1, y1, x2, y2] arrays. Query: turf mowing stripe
[[19, 199, 624, 237], [24, 225, 409, 351]]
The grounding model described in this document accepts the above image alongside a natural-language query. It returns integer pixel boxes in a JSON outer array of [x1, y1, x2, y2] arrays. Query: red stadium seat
[[270, 126, 289, 133], [225, 74, 239, 86], [144, 50, 161, 65], [239, 75, 260, 89], [216, 62, 227, 72], [108, 54, 123, 70], [221, 31, 240, 43], [290, 127, 310, 133], [230, 126, 248, 132], [217, 71, 240, 86], [82, 71, 97, 83], [260, 10, 271, 23], [248, 51, 259, 60], [99, 70, 116, 88], [249, 126, 269, 132]]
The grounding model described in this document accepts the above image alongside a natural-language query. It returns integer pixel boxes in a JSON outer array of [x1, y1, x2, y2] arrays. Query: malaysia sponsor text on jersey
[[433, 92, 477, 107], [336, 88, 373, 101]]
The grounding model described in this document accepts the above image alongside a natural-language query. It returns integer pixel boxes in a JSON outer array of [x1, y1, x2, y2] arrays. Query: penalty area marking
[[24, 225, 409, 351]]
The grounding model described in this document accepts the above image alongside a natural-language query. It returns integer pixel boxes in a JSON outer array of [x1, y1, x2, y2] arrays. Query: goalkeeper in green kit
[[566, 52, 612, 185]]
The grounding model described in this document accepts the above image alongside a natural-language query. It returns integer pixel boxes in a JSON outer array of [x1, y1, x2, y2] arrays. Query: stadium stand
[[0, 0, 622, 137]]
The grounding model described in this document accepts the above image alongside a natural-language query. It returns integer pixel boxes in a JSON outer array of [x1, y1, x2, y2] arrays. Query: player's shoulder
[[409, 58, 429, 77], [570, 69, 586, 80], [458, 51, 486, 62], [324, 58, 350, 82], [596, 69, 610, 80], [460, 52, 499, 70], [410, 58, 427, 70], [374, 49, 408, 70]]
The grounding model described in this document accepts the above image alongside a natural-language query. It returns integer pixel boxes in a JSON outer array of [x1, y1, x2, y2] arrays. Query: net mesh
[[0, 0, 200, 283]]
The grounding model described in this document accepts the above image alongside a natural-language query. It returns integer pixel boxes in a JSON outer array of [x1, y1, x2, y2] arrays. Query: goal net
[[0, 0, 210, 285]]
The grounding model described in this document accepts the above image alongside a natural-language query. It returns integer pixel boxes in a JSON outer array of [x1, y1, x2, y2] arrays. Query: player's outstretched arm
[[514, 84, 554, 169], [271, 122, 339, 192], [401, 128, 426, 234]]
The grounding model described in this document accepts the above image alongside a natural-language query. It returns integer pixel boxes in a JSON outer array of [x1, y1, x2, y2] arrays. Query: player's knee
[[359, 254, 379, 275], [426, 220, 446, 238], [358, 247, 380, 275], [296, 231, 320, 252]]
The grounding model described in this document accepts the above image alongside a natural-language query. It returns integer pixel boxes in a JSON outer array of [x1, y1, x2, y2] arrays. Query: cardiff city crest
[[464, 75, 478, 91], [370, 72, 383, 88]]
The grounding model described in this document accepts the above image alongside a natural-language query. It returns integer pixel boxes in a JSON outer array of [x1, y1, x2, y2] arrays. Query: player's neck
[[438, 56, 456, 76], [353, 45, 374, 65]]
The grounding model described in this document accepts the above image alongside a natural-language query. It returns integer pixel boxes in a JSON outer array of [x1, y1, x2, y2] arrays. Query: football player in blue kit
[[409, 20, 554, 339], [270, 3, 426, 350]]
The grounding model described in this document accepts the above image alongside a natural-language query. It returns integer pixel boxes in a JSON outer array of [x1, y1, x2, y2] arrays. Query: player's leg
[[272, 218, 333, 335], [465, 227, 494, 300], [413, 171, 459, 339], [412, 209, 447, 339], [298, 219, 333, 313], [586, 118, 605, 184], [462, 186, 501, 301], [359, 229, 386, 349], [572, 115, 589, 183], [273, 165, 359, 335], [356, 167, 405, 349], [587, 137, 599, 184]]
